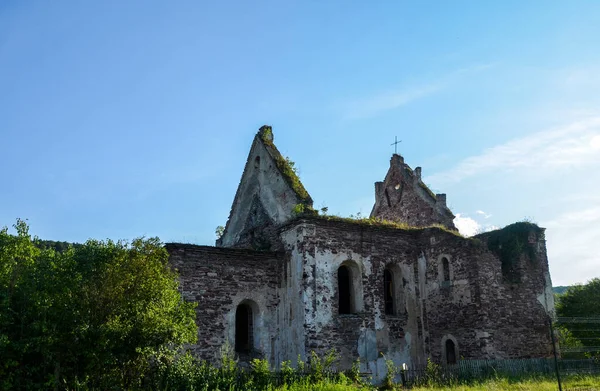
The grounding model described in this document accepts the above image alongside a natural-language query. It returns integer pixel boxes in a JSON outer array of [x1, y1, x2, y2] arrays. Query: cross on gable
[[391, 136, 402, 154]]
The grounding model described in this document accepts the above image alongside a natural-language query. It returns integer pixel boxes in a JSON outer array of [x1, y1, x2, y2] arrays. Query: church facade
[[167, 126, 555, 379]]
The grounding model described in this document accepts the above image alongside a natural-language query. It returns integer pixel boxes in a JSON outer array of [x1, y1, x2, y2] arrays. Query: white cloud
[[591, 135, 600, 149], [427, 116, 600, 185], [454, 213, 480, 237], [543, 206, 600, 286], [454, 212, 499, 237]]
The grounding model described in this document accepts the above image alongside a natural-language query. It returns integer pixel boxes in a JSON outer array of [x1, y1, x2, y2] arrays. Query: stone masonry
[[167, 126, 555, 381]]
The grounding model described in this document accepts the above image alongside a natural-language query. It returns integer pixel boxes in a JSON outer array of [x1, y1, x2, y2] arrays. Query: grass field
[[409, 375, 600, 391], [267, 375, 600, 391]]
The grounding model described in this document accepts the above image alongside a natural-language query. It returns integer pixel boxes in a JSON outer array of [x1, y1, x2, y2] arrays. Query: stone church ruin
[[167, 125, 556, 380]]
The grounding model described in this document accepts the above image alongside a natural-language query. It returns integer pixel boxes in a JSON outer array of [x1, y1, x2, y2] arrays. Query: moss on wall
[[418, 181, 437, 200], [481, 222, 542, 282], [258, 125, 312, 205]]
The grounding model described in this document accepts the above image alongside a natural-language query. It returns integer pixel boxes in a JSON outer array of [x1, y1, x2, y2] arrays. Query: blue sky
[[1, 1, 599, 286]]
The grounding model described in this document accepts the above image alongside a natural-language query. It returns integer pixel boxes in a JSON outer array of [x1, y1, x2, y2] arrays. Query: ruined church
[[167, 126, 555, 379]]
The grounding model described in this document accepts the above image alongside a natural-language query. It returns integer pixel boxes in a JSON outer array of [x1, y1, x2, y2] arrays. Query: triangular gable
[[370, 154, 456, 230], [218, 126, 313, 249]]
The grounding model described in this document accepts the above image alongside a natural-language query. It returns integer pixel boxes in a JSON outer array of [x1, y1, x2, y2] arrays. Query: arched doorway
[[445, 339, 457, 365], [235, 303, 254, 352], [338, 265, 352, 314], [384, 269, 394, 315]]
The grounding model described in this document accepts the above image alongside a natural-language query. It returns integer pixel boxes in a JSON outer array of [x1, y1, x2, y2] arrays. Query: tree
[[556, 278, 600, 359], [0, 220, 197, 389]]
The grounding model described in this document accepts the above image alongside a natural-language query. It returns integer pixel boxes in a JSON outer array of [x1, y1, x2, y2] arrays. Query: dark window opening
[[446, 339, 457, 365], [254, 156, 260, 168], [384, 269, 394, 315], [235, 304, 253, 352], [442, 257, 450, 282], [338, 266, 352, 314]]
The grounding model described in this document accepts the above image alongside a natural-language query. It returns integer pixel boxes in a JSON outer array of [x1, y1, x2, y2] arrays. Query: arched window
[[383, 264, 405, 315], [338, 265, 352, 314], [235, 303, 254, 352], [337, 261, 364, 314], [445, 339, 457, 365], [384, 269, 394, 315], [442, 257, 450, 282]]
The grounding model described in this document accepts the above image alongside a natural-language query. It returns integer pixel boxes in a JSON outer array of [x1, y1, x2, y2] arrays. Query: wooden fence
[[403, 358, 600, 386]]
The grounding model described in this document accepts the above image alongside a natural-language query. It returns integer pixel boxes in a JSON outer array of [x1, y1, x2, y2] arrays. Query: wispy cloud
[[427, 116, 600, 185], [476, 210, 492, 219], [543, 205, 600, 286], [340, 83, 443, 120], [338, 63, 494, 120]]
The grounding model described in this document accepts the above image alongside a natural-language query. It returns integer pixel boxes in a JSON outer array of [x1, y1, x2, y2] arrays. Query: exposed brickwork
[[169, 127, 554, 381], [370, 154, 456, 230], [168, 218, 554, 380], [166, 244, 283, 362]]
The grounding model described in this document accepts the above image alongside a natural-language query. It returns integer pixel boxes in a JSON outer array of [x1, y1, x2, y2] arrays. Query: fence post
[[549, 317, 563, 391], [400, 363, 407, 387]]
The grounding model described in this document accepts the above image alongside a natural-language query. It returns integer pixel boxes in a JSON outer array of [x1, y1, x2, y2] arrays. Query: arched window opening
[[338, 265, 352, 314], [384, 269, 394, 315], [442, 257, 450, 282], [445, 339, 457, 365], [254, 156, 261, 168], [235, 303, 254, 352]]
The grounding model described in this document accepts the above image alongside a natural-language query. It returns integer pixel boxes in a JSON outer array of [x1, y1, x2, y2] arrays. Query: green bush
[[0, 220, 197, 390]]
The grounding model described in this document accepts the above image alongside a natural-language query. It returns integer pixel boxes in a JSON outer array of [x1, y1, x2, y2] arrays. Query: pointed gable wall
[[218, 126, 313, 250], [370, 154, 456, 230]]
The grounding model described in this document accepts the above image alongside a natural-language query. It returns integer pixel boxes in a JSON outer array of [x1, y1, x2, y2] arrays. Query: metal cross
[[391, 136, 402, 154]]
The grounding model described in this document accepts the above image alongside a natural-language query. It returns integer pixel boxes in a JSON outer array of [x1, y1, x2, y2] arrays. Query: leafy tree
[[0, 219, 197, 390], [556, 278, 600, 358]]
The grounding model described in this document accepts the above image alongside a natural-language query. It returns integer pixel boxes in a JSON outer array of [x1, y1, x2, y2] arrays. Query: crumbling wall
[[370, 154, 455, 230], [218, 126, 313, 251], [473, 224, 555, 358], [415, 230, 488, 362], [167, 244, 283, 363], [279, 218, 554, 381], [280, 218, 431, 381], [167, 218, 554, 374]]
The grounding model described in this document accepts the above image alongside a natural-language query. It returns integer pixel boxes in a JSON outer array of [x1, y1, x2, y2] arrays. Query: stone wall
[[168, 219, 554, 377], [474, 225, 555, 358], [218, 127, 311, 251], [370, 154, 456, 230], [279, 218, 554, 380], [167, 244, 284, 363]]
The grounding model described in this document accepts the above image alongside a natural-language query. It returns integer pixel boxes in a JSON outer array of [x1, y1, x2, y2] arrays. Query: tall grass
[[410, 375, 600, 391], [143, 348, 368, 391], [145, 349, 600, 391]]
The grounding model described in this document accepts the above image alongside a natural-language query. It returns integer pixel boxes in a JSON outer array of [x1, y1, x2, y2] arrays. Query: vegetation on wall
[[0, 219, 197, 390], [418, 181, 437, 200], [290, 204, 465, 238], [480, 221, 542, 282], [215, 225, 225, 239], [258, 126, 312, 205]]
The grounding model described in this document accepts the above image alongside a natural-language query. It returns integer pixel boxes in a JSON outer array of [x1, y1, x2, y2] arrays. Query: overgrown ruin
[[167, 126, 555, 381]]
